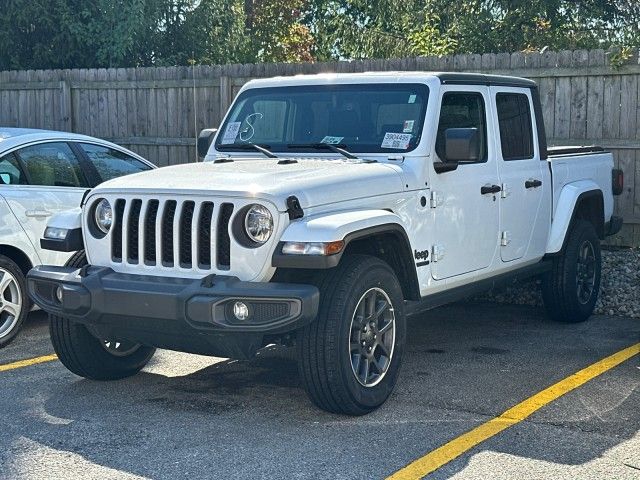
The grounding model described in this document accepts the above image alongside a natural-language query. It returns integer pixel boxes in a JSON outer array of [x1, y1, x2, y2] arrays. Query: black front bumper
[[27, 265, 319, 359]]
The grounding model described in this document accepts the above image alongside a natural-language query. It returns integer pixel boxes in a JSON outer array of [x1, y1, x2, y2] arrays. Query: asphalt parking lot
[[1, 303, 638, 480]]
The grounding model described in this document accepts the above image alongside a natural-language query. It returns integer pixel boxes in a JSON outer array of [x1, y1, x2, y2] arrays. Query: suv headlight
[[93, 199, 113, 234], [244, 204, 273, 244]]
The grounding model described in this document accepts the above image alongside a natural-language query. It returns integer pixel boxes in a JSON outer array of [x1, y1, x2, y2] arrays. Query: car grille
[[111, 198, 234, 271]]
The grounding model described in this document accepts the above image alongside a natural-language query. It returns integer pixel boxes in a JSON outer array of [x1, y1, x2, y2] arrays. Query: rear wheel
[[541, 220, 601, 323], [0, 255, 29, 348], [49, 251, 155, 380], [297, 255, 406, 415]]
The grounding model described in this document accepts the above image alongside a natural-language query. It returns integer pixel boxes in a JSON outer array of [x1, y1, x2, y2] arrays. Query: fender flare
[[546, 181, 603, 254]]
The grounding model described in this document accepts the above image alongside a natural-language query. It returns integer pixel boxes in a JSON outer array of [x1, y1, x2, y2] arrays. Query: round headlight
[[244, 204, 273, 244], [94, 199, 112, 234]]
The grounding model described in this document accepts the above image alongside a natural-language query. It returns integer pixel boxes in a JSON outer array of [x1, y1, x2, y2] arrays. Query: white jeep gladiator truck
[[27, 73, 623, 415]]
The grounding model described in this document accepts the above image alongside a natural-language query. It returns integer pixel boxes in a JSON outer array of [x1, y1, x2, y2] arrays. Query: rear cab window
[[496, 93, 535, 160], [214, 83, 429, 154]]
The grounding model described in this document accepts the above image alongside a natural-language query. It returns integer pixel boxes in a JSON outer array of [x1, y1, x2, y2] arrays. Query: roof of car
[[0, 128, 152, 165], [243, 71, 537, 89], [0, 128, 97, 142]]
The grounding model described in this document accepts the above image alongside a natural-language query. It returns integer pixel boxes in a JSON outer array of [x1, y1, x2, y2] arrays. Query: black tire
[[0, 255, 30, 348], [297, 255, 406, 415], [50, 250, 156, 380], [541, 220, 602, 323]]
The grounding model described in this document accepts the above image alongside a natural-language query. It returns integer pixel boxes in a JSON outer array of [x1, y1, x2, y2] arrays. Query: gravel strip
[[471, 248, 640, 318]]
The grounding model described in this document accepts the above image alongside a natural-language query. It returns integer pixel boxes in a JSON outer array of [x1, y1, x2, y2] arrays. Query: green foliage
[[0, 0, 638, 69]]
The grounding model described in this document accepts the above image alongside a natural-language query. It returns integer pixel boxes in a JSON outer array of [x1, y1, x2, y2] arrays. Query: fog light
[[232, 301, 249, 321], [55, 286, 63, 303]]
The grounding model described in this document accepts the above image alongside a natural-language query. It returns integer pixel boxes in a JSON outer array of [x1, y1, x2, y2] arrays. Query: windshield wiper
[[287, 143, 358, 160], [217, 143, 278, 158]]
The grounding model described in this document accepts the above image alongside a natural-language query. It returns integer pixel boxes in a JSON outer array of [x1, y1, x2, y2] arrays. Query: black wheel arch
[[272, 223, 421, 301]]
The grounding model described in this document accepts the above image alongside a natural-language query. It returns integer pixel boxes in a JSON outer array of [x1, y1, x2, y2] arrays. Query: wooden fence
[[0, 49, 639, 245]]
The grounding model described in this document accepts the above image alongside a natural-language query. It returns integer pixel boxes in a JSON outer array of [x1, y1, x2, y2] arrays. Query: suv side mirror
[[197, 128, 218, 159], [433, 128, 480, 174], [445, 127, 480, 162], [0, 173, 10, 184]]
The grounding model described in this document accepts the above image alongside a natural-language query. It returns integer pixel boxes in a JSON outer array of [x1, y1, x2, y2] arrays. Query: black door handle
[[481, 184, 502, 195], [525, 179, 543, 189]]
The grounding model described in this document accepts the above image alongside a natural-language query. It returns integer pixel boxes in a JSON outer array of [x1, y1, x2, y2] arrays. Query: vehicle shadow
[[1, 303, 638, 479]]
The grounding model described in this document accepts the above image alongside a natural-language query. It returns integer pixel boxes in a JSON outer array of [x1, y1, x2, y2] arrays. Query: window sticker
[[320, 136, 344, 144], [408, 94, 417, 104], [381, 132, 412, 150], [403, 120, 415, 133], [221, 122, 241, 145]]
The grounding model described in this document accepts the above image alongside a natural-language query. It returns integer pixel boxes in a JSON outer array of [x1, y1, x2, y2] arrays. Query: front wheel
[[49, 251, 156, 380], [297, 255, 406, 415], [541, 219, 602, 323]]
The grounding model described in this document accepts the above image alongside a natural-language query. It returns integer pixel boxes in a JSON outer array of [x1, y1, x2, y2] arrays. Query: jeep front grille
[[111, 198, 234, 271]]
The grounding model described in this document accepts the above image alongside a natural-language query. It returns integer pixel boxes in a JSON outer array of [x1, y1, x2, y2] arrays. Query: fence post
[[219, 75, 231, 121], [59, 79, 72, 132]]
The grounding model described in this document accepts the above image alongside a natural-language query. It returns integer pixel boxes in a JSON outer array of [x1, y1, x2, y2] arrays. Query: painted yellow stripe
[[0, 354, 58, 372], [388, 342, 640, 480]]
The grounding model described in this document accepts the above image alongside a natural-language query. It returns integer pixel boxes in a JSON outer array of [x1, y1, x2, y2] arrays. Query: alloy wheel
[[348, 287, 396, 387]]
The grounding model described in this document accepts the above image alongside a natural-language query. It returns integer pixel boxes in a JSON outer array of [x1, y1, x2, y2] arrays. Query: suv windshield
[[214, 83, 429, 154]]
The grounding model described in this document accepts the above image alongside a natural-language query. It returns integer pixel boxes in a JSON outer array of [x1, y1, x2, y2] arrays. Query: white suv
[[0, 128, 155, 347]]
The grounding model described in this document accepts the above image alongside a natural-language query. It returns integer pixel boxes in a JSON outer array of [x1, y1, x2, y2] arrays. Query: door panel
[[0, 143, 88, 266], [491, 88, 545, 262], [429, 87, 500, 280]]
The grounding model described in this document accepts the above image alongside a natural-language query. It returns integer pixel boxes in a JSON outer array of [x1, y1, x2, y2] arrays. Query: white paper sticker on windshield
[[221, 122, 241, 145], [321, 136, 344, 144], [408, 94, 417, 104], [381, 132, 412, 150], [403, 120, 415, 133]]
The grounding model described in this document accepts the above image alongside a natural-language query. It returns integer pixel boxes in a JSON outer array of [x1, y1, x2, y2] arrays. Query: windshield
[[214, 83, 429, 154]]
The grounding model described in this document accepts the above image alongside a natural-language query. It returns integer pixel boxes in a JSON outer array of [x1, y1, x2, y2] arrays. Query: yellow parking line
[[0, 354, 58, 372], [388, 342, 640, 480]]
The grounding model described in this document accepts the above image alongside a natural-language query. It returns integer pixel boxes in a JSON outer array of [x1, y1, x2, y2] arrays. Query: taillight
[[612, 169, 624, 196]]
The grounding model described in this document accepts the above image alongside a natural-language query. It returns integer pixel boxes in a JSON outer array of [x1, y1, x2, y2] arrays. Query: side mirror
[[197, 128, 218, 159], [444, 127, 480, 162], [0, 173, 10, 184], [433, 128, 480, 174]]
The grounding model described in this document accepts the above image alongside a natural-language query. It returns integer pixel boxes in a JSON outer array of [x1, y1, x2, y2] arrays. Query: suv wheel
[[49, 251, 156, 380], [541, 220, 602, 323], [297, 255, 406, 415], [0, 255, 29, 348]]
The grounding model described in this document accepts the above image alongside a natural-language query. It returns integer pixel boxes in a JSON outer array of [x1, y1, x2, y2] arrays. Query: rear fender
[[546, 181, 603, 254]]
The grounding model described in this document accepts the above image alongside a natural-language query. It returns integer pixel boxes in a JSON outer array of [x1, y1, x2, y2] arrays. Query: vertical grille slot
[[127, 199, 142, 263], [111, 199, 125, 262], [198, 202, 214, 269], [161, 200, 177, 266], [144, 200, 159, 265], [179, 201, 195, 268], [217, 203, 234, 270]]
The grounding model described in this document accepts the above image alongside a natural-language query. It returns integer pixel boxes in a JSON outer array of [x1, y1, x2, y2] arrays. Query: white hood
[[94, 157, 405, 211]]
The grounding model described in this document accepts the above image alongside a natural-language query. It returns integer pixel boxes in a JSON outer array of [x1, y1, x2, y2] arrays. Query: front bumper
[[27, 265, 319, 359]]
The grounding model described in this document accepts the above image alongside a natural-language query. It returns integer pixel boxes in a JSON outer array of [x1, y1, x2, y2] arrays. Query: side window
[[435, 92, 488, 162], [0, 153, 28, 185], [496, 93, 534, 160], [15, 142, 87, 187], [79, 143, 152, 183]]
